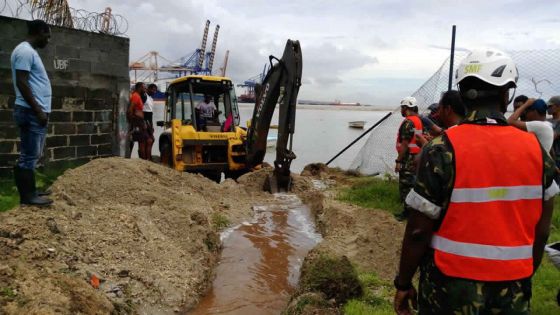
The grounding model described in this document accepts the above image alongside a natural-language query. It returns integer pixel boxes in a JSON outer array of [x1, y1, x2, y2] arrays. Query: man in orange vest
[[393, 49, 558, 315], [395, 96, 425, 220]]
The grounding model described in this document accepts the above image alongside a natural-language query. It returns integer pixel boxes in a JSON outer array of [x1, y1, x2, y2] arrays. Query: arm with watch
[[395, 143, 408, 173]]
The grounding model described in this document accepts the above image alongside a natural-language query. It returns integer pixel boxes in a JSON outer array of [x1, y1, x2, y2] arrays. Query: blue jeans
[[13, 106, 48, 170]]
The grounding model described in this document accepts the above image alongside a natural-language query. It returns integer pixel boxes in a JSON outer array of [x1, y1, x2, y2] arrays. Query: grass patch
[[211, 212, 231, 230], [0, 287, 16, 299], [0, 180, 19, 212], [342, 272, 393, 315], [283, 292, 333, 315], [337, 176, 401, 215], [532, 199, 560, 314], [299, 253, 362, 304], [337, 176, 560, 314], [0, 160, 86, 212]]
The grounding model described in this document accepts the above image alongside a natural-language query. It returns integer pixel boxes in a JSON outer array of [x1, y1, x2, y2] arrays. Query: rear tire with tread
[[160, 140, 173, 167]]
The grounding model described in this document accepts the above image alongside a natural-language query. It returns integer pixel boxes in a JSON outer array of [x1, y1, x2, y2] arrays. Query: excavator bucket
[[245, 40, 302, 193]]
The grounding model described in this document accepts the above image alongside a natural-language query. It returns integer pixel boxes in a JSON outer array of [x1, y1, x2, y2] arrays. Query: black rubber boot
[[14, 166, 53, 207], [37, 188, 52, 196], [394, 207, 410, 222]]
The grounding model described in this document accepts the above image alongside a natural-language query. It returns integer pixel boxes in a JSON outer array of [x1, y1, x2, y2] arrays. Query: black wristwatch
[[394, 275, 413, 291]]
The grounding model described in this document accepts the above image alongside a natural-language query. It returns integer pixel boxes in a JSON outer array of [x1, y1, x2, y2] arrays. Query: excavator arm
[[245, 39, 302, 192]]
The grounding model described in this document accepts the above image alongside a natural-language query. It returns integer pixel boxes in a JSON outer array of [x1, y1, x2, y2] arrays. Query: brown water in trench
[[187, 194, 322, 315]]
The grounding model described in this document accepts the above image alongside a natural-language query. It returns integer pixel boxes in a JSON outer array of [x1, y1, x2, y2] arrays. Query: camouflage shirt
[[398, 118, 418, 172], [413, 109, 557, 216]]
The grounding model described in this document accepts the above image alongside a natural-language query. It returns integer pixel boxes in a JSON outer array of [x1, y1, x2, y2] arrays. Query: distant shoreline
[[153, 100, 394, 111], [238, 103, 394, 111]]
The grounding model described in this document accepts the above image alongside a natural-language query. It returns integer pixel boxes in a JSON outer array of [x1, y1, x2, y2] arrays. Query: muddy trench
[[185, 193, 323, 315]]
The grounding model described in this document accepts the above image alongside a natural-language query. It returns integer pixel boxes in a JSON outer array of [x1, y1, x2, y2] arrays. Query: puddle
[[187, 194, 322, 315]]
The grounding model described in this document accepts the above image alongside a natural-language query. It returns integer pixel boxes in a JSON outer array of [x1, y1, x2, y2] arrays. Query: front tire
[[160, 140, 173, 167], [201, 171, 222, 183]]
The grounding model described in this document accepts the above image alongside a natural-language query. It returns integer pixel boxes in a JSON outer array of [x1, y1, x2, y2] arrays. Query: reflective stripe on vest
[[396, 115, 423, 154], [450, 185, 542, 203], [433, 124, 543, 281], [431, 235, 533, 260]]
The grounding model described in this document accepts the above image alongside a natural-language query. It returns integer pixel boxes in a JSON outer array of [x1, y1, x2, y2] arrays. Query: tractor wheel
[[160, 141, 173, 167], [201, 171, 222, 183], [225, 170, 248, 181]]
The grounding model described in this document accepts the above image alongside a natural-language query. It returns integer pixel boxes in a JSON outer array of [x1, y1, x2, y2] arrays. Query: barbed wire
[[0, 0, 128, 36]]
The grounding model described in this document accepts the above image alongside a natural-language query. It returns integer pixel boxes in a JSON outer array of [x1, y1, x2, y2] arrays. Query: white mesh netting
[[351, 49, 560, 175]]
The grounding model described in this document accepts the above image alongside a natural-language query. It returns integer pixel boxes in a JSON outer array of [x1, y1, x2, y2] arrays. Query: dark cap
[[547, 96, 560, 106], [427, 103, 439, 113], [528, 99, 547, 114]]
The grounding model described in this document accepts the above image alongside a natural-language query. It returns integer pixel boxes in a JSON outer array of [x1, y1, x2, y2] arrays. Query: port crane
[[129, 20, 225, 83], [237, 64, 268, 103]]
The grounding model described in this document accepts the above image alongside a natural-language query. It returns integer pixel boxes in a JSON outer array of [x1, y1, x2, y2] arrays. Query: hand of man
[[35, 110, 48, 127], [394, 287, 418, 315], [395, 162, 402, 173], [524, 98, 536, 107]]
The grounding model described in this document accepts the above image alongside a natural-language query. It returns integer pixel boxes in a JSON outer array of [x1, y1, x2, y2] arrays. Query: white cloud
[[64, 0, 560, 104]]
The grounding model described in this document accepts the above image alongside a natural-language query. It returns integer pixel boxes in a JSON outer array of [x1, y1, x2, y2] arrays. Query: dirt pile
[[237, 166, 313, 195], [0, 157, 263, 315]]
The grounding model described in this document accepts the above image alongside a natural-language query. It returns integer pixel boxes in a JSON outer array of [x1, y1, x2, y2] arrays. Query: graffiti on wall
[[53, 59, 69, 70]]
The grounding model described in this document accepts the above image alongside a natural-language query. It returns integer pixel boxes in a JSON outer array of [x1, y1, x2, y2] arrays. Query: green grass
[[0, 160, 85, 212], [0, 287, 16, 299], [532, 200, 560, 315], [342, 272, 393, 315], [338, 176, 560, 314], [211, 212, 231, 230], [0, 179, 19, 212], [337, 176, 401, 215]]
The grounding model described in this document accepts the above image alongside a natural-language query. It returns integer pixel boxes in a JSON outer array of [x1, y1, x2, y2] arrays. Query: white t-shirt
[[526, 120, 553, 152], [143, 94, 153, 112], [196, 101, 216, 118]]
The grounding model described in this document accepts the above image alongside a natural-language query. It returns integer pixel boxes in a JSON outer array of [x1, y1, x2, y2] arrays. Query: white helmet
[[400, 96, 417, 107], [456, 48, 518, 88]]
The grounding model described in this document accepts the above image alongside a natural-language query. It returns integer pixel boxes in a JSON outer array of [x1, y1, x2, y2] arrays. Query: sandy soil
[[0, 159, 403, 315], [0, 157, 265, 315]]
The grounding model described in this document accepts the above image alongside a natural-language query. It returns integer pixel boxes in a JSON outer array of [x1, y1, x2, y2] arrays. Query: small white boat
[[267, 135, 277, 147], [348, 121, 366, 129]]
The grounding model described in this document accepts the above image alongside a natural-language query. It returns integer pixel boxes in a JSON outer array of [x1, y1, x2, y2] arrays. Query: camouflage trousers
[[398, 169, 415, 208], [418, 253, 531, 315]]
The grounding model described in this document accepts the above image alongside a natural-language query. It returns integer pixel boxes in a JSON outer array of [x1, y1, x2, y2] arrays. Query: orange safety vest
[[432, 124, 543, 281], [396, 115, 423, 154]]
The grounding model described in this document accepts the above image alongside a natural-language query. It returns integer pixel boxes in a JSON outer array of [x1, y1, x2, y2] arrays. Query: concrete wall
[[0, 16, 130, 176]]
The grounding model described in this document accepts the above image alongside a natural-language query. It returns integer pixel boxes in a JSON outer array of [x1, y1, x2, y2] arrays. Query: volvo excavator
[[156, 40, 302, 192]]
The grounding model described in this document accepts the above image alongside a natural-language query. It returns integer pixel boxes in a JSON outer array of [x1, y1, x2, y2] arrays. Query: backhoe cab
[[157, 75, 248, 182]]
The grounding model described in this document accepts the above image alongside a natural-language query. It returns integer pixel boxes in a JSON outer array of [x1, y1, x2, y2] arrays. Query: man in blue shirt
[[11, 20, 53, 206]]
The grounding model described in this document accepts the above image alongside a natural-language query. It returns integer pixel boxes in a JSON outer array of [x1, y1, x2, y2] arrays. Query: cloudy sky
[[65, 1, 560, 105]]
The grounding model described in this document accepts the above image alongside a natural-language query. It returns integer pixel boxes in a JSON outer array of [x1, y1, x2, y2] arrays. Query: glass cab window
[[166, 79, 237, 132]]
